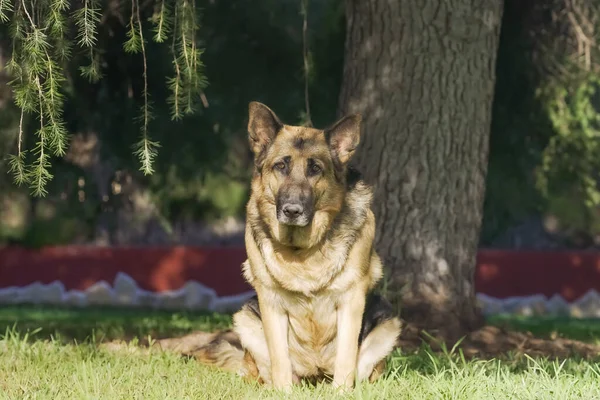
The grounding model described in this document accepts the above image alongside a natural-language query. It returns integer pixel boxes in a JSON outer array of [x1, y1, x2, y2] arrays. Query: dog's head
[[247, 101, 362, 248]]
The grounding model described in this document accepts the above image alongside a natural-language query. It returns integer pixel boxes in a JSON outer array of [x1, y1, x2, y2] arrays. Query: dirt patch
[[398, 323, 600, 360]]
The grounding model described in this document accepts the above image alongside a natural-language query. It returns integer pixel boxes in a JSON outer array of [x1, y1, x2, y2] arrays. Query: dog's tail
[[188, 330, 246, 373], [154, 329, 259, 379]]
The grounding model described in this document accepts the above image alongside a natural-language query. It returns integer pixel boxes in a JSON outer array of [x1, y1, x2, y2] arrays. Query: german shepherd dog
[[191, 102, 401, 391]]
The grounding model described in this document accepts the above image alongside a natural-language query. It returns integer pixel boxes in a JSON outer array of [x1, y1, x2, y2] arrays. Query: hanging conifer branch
[[1, 0, 208, 196], [75, 0, 101, 81], [300, 0, 312, 127], [128, 0, 159, 175], [151, 0, 171, 43], [167, 2, 183, 120]]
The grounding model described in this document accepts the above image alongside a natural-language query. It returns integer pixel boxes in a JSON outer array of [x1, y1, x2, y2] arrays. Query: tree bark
[[338, 0, 504, 338]]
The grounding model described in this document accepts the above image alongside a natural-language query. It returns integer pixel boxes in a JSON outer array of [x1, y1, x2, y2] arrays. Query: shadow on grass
[[3, 304, 600, 345], [0, 304, 232, 344]]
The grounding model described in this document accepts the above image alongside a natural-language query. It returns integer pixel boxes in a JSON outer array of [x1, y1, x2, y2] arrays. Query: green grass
[[488, 314, 600, 344], [2, 305, 600, 399], [0, 305, 232, 343]]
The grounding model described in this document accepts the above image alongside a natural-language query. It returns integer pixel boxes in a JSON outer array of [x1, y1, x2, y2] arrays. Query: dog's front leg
[[332, 287, 366, 390], [257, 292, 293, 391]]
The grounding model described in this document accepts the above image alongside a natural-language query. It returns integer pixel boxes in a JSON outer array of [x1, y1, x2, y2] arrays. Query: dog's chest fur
[[259, 237, 364, 295], [285, 291, 340, 376]]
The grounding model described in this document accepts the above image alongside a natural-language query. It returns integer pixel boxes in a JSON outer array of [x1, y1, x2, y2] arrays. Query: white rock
[[569, 304, 585, 318], [210, 291, 256, 314], [513, 295, 547, 317], [546, 294, 569, 316], [476, 293, 505, 316], [572, 290, 600, 318], [113, 272, 139, 306], [39, 281, 66, 305], [0, 286, 19, 304], [531, 295, 548, 315], [183, 281, 216, 311], [501, 296, 530, 314], [155, 289, 187, 310], [64, 290, 88, 307], [137, 290, 157, 308], [85, 281, 116, 305], [16, 282, 44, 304]]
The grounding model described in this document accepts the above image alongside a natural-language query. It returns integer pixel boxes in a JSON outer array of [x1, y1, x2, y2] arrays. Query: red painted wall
[[2, 246, 600, 301], [0, 246, 251, 297], [475, 250, 600, 302]]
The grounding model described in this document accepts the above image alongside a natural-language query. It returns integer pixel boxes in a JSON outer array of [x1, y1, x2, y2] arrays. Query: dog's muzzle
[[276, 184, 314, 227], [277, 202, 312, 227]]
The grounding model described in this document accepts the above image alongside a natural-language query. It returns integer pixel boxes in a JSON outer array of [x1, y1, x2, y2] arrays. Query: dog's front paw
[[332, 381, 353, 394], [269, 368, 294, 392], [332, 376, 354, 393], [268, 381, 293, 393]]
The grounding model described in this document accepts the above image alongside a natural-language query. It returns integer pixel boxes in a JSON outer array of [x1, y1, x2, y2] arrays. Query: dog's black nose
[[282, 203, 303, 218]]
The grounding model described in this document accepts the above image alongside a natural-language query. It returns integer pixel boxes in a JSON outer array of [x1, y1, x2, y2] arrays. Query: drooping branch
[[1, 0, 207, 196], [300, 0, 312, 127]]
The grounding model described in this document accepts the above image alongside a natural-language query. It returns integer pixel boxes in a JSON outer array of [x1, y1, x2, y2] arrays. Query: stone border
[[0, 272, 256, 313], [477, 290, 600, 318], [2, 270, 600, 318]]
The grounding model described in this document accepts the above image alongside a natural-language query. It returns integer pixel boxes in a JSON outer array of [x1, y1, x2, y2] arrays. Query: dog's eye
[[274, 162, 286, 171], [309, 164, 322, 175]]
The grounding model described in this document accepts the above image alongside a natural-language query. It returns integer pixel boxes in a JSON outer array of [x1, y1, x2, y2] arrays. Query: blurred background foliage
[[2, 0, 600, 249]]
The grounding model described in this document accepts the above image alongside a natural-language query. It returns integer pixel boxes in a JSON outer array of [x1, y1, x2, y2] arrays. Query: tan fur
[[192, 102, 401, 391]]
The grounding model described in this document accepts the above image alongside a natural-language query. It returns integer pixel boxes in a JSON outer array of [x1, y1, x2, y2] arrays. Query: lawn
[[2, 305, 600, 399]]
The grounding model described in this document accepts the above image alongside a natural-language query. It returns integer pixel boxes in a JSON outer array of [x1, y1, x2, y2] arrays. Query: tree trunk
[[338, 0, 504, 338]]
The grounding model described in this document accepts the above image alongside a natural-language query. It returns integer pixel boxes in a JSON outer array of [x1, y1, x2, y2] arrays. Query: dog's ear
[[325, 114, 362, 166], [248, 102, 283, 157]]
